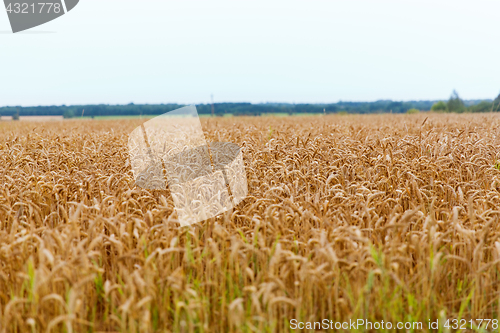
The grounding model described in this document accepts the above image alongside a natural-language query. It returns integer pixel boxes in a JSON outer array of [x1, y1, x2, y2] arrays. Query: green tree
[[431, 101, 447, 112], [406, 108, 419, 114], [12, 108, 20, 121], [469, 101, 493, 113], [494, 92, 500, 104], [63, 109, 75, 119], [447, 90, 466, 113], [490, 92, 500, 112]]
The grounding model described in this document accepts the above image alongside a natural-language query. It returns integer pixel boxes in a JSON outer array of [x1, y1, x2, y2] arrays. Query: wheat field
[[1, 113, 500, 332]]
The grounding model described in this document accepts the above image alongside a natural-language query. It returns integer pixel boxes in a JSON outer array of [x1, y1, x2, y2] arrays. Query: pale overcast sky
[[1, 0, 500, 106]]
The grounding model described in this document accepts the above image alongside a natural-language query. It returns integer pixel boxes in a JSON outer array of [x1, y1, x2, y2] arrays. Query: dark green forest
[[0, 101, 438, 118], [1, 91, 498, 118]]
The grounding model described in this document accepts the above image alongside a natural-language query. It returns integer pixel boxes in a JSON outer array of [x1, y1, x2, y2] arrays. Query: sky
[[1, 0, 500, 106]]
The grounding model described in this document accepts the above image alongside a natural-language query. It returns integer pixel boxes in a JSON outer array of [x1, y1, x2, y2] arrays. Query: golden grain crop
[[1, 113, 500, 332]]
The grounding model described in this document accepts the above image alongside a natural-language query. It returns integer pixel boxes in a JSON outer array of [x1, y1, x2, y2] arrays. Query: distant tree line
[[0, 101, 441, 117], [431, 90, 500, 113], [0, 94, 497, 118]]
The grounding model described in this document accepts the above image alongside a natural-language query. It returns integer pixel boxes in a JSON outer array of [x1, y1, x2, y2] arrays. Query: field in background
[[1, 114, 500, 332], [72, 113, 323, 120], [0, 116, 64, 121], [0, 113, 349, 121]]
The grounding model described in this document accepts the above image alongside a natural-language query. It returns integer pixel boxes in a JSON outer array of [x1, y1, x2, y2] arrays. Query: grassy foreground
[[1, 114, 500, 332]]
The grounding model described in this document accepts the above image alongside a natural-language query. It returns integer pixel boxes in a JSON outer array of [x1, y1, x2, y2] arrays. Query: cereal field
[[1, 113, 500, 332]]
